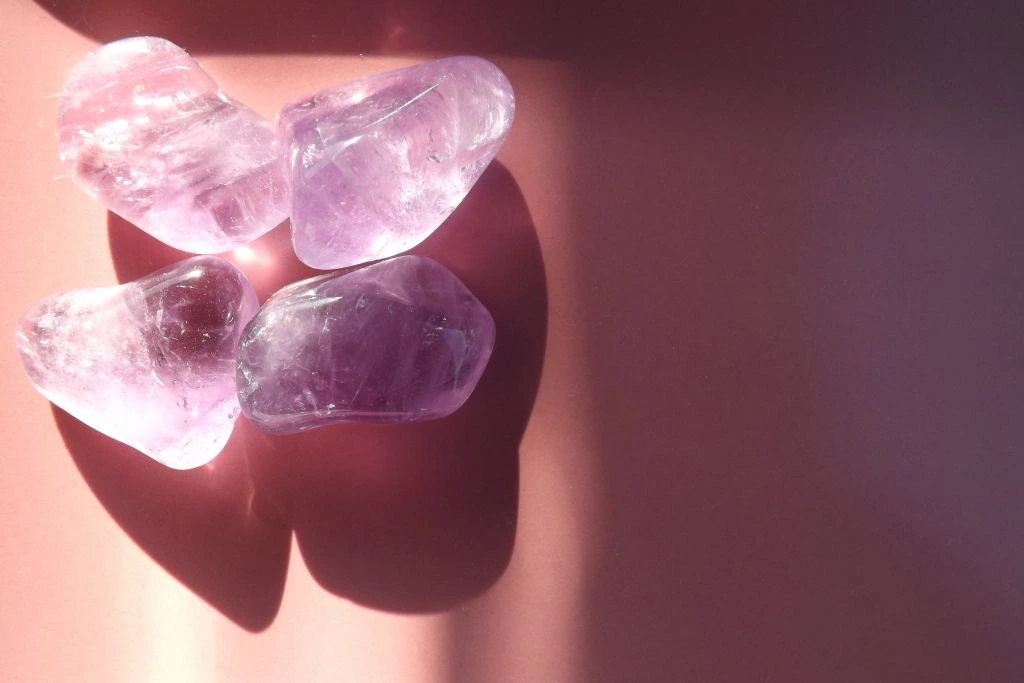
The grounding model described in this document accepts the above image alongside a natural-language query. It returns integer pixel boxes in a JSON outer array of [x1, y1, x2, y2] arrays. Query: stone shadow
[[54, 162, 545, 624]]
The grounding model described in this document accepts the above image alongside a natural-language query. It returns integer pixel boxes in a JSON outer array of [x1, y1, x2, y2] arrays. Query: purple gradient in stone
[[236, 255, 496, 434], [278, 57, 515, 270], [15, 257, 259, 469], [58, 37, 288, 253]]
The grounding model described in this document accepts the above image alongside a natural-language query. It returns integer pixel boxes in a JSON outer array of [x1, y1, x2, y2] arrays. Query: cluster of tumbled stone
[[16, 37, 512, 469]]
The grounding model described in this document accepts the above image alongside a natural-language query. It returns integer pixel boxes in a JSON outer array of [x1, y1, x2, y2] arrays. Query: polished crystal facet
[[279, 57, 515, 269], [237, 255, 496, 434], [16, 257, 259, 469], [58, 37, 288, 253]]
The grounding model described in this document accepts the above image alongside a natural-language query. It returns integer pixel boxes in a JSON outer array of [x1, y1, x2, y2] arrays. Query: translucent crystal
[[278, 57, 515, 269], [58, 37, 288, 253], [237, 255, 496, 434], [16, 257, 259, 468]]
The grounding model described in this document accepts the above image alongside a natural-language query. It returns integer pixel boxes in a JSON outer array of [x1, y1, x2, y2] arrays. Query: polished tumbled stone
[[58, 37, 288, 253], [237, 255, 496, 434], [278, 57, 515, 270], [16, 257, 259, 469]]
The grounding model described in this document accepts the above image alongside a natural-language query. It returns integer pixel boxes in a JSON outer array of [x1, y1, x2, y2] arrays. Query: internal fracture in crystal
[[58, 37, 288, 253], [237, 255, 496, 434], [278, 57, 515, 269], [16, 257, 259, 468]]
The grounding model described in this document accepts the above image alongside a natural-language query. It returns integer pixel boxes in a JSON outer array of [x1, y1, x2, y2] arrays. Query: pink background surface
[[2, 1, 1024, 680]]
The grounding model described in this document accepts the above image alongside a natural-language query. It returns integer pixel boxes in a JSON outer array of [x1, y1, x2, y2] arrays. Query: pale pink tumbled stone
[[15, 257, 259, 469], [58, 37, 288, 253], [278, 57, 515, 269]]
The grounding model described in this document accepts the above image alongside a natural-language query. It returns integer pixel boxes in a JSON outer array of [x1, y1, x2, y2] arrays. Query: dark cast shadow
[[33, 0, 580, 57], [40, 0, 1024, 678], [245, 162, 547, 611], [53, 161, 544, 622], [52, 407, 291, 631]]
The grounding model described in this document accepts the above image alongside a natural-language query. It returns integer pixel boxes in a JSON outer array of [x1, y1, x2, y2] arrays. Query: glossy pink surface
[[58, 37, 288, 253], [280, 57, 514, 269], [16, 256, 258, 468]]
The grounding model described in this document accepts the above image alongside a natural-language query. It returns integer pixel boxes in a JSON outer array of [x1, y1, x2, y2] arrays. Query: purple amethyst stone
[[236, 255, 495, 434]]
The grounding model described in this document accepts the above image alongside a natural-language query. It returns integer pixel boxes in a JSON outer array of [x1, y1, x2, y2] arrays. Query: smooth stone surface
[[58, 37, 288, 253], [16, 257, 259, 469], [237, 255, 496, 434], [279, 57, 515, 269]]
